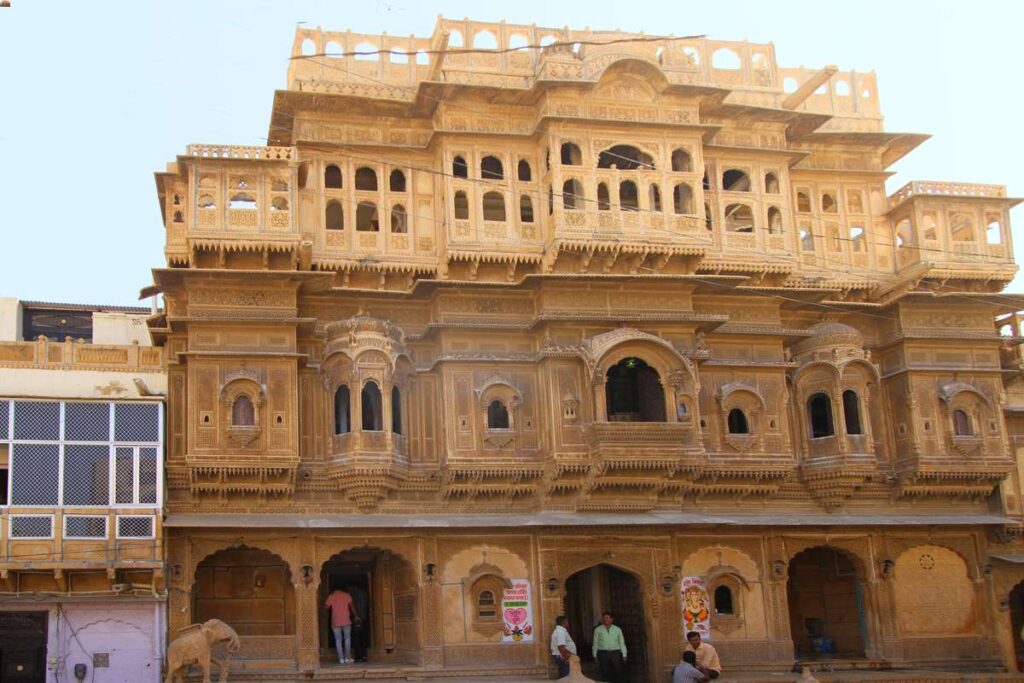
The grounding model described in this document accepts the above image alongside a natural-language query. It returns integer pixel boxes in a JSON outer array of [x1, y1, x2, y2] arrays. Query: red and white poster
[[501, 578, 534, 643], [681, 576, 711, 640]]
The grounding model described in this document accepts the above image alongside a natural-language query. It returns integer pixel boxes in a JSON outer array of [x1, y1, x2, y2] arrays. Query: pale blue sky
[[0, 1, 1020, 305]]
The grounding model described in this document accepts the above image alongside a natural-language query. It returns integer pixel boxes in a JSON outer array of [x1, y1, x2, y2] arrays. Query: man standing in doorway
[[347, 583, 369, 662], [550, 615, 577, 678], [684, 631, 721, 680], [325, 585, 360, 664], [592, 611, 627, 683]]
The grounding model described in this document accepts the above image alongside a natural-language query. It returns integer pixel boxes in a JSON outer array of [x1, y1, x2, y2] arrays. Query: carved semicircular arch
[[939, 381, 992, 408], [219, 369, 267, 407], [589, 57, 669, 94], [718, 380, 766, 407], [584, 328, 695, 387]]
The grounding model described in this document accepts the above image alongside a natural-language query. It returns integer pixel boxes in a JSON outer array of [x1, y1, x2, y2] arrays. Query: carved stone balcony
[[585, 421, 702, 466]]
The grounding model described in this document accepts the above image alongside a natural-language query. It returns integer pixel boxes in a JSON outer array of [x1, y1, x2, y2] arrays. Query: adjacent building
[[0, 299, 165, 683], [148, 17, 1024, 681]]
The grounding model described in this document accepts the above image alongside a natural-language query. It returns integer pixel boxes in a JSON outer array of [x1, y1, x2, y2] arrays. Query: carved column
[[421, 537, 445, 668], [295, 580, 320, 672], [765, 536, 795, 664], [874, 537, 904, 661], [167, 535, 192, 639]]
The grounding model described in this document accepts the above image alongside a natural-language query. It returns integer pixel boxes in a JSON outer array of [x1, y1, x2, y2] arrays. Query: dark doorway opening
[[0, 611, 47, 683], [605, 358, 666, 423], [1010, 582, 1024, 671], [319, 548, 420, 667], [787, 547, 867, 660], [564, 564, 647, 682]]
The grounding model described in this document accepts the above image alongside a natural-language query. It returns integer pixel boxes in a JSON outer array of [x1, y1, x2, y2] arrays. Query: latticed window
[[117, 515, 155, 539], [10, 515, 53, 539], [65, 515, 107, 539], [1, 400, 162, 508], [231, 395, 255, 426]]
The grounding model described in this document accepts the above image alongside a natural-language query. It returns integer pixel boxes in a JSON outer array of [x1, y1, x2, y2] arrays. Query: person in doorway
[[673, 650, 709, 683], [550, 615, 577, 678], [592, 611, 627, 683], [325, 585, 360, 664], [347, 583, 369, 662], [684, 631, 721, 680]]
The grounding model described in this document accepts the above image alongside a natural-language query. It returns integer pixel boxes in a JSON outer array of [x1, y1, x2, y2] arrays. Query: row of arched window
[[557, 143, 694, 173], [333, 383, 402, 434], [560, 179, 695, 214], [452, 190, 533, 223], [452, 155, 533, 183], [322, 165, 407, 193], [325, 200, 406, 232]]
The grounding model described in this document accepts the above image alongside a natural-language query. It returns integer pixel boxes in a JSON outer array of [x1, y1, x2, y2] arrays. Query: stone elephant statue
[[164, 618, 241, 683]]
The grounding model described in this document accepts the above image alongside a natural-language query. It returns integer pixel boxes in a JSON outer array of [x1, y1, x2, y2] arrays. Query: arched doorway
[[787, 547, 866, 660], [605, 358, 666, 422], [564, 564, 647, 682], [193, 546, 294, 637], [319, 547, 420, 667], [1009, 582, 1024, 671]]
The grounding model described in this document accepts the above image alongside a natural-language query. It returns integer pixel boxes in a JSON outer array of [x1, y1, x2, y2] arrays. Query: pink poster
[[501, 578, 534, 643], [681, 576, 711, 640]]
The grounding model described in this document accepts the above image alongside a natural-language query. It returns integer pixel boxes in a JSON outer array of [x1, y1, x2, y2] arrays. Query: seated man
[[683, 631, 721, 680], [673, 650, 709, 683]]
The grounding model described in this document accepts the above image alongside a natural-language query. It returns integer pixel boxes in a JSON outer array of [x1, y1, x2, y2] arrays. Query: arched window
[[454, 191, 469, 220], [172, 211, 184, 223], [449, 30, 464, 48], [334, 386, 350, 434], [389, 169, 406, 192], [808, 392, 834, 438], [605, 358, 666, 422], [953, 409, 972, 437], [361, 381, 383, 431], [517, 160, 532, 182], [325, 164, 343, 189], [391, 385, 402, 434], [326, 200, 344, 230], [619, 181, 639, 211], [842, 389, 862, 435], [724, 203, 754, 232], [477, 590, 498, 618], [355, 167, 378, 192], [673, 184, 694, 214], [796, 190, 812, 213], [597, 183, 611, 211], [482, 191, 506, 221], [597, 144, 655, 170], [562, 180, 583, 210], [987, 217, 1003, 245], [231, 395, 255, 427], [519, 195, 534, 223], [481, 155, 504, 180], [487, 400, 510, 429], [950, 212, 975, 242], [298, 162, 309, 189], [704, 202, 712, 231], [356, 201, 379, 231], [453, 155, 469, 179], [800, 227, 815, 251], [671, 148, 692, 172], [767, 206, 783, 233], [821, 193, 838, 213], [560, 142, 582, 166], [229, 193, 257, 210], [649, 183, 662, 212], [390, 204, 407, 233], [702, 170, 711, 191], [473, 30, 498, 49], [764, 173, 780, 194], [722, 169, 751, 192], [714, 585, 734, 615], [727, 408, 749, 434], [271, 196, 289, 211]]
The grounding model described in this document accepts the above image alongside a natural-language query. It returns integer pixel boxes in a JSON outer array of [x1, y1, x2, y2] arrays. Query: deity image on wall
[[681, 576, 711, 639], [501, 578, 534, 642]]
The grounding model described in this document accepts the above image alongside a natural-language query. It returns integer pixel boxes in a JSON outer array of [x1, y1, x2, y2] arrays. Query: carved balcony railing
[[889, 181, 1007, 208], [186, 144, 295, 161], [0, 339, 164, 371]]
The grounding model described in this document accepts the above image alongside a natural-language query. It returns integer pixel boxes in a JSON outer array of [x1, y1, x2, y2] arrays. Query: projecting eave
[[149, 267, 335, 297], [798, 131, 930, 168], [270, 89, 423, 146], [706, 101, 833, 141], [899, 291, 1024, 314]]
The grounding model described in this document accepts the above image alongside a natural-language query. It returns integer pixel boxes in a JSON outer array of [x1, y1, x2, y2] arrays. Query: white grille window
[[139, 448, 158, 505], [3, 400, 162, 508], [65, 403, 111, 441], [114, 403, 160, 442], [0, 400, 9, 440], [115, 447, 134, 505], [62, 445, 110, 506], [116, 515, 154, 539], [13, 401, 60, 440], [10, 515, 54, 538], [11, 444, 59, 505], [65, 515, 107, 539]]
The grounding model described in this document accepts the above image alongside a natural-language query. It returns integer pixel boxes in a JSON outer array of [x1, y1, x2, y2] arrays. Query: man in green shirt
[[592, 611, 627, 683]]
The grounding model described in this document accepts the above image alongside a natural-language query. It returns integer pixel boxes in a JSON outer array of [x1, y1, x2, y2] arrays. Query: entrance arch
[[564, 564, 648, 682], [1011, 582, 1024, 671], [194, 546, 294, 636], [319, 547, 420, 667], [786, 547, 866, 660]]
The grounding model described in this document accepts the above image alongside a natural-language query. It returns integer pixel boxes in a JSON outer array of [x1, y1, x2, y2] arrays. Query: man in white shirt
[[550, 615, 577, 679], [673, 650, 709, 683]]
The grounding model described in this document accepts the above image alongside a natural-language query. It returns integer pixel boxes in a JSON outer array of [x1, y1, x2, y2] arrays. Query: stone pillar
[[765, 538, 794, 664], [421, 537, 445, 669], [295, 537, 320, 674]]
